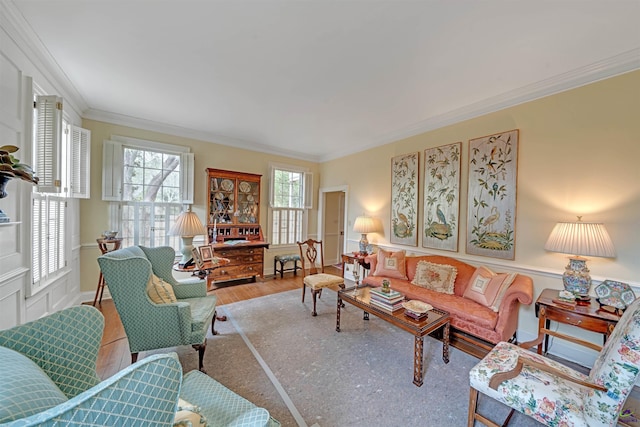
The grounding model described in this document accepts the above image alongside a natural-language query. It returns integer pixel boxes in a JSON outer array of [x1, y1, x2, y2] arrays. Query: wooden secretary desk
[[206, 168, 269, 287]]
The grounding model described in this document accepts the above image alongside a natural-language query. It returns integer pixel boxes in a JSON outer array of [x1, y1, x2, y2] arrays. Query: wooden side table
[[341, 252, 370, 282], [523, 288, 620, 355], [93, 237, 123, 306]]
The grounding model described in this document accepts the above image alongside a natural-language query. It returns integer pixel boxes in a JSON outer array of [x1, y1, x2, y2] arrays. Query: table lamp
[[169, 209, 207, 265], [544, 216, 616, 302], [353, 216, 377, 255]]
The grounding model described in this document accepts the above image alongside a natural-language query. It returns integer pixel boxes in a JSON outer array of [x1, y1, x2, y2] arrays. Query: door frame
[[317, 185, 349, 259]]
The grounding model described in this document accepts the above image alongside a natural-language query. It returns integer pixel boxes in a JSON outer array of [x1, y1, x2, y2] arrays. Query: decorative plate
[[595, 280, 636, 309], [402, 300, 433, 314], [239, 182, 251, 193], [246, 194, 254, 202], [214, 192, 224, 200], [220, 179, 234, 192]]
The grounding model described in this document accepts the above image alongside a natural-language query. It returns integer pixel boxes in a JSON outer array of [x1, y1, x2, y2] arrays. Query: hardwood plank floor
[[90, 269, 341, 380]]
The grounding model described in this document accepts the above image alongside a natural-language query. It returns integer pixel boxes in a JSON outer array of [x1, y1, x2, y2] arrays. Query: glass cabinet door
[[237, 180, 259, 224], [209, 177, 235, 224]]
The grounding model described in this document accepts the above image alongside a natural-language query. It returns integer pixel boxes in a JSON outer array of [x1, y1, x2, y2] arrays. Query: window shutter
[[180, 152, 194, 204], [102, 139, 123, 201], [34, 95, 63, 193], [269, 165, 276, 208], [70, 125, 91, 198], [32, 195, 44, 286], [304, 172, 313, 209]]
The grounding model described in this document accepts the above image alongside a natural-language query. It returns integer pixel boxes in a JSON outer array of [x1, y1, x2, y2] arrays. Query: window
[[269, 165, 312, 246], [103, 136, 194, 248], [31, 194, 66, 290]]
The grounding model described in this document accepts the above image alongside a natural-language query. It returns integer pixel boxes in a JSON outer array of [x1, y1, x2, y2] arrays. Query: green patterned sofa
[[97, 245, 219, 371], [0, 305, 280, 426]]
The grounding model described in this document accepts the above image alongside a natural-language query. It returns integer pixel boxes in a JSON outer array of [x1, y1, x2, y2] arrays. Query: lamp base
[[562, 256, 592, 299], [358, 234, 369, 255], [179, 236, 195, 265]]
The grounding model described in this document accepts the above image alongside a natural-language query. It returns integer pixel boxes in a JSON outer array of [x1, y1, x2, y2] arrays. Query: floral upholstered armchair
[[97, 245, 219, 371], [468, 296, 640, 427]]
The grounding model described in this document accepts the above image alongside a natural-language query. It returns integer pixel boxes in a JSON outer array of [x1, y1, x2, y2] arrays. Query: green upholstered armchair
[[0, 305, 279, 426], [97, 245, 218, 371]]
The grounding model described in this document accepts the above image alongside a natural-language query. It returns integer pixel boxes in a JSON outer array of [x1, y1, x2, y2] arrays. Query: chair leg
[[468, 387, 479, 427], [311, 289, 319, 316], [193, 341, 207, 373], [302, 283, 306, 303], [212, 310, 220, 335], [131, 352, 139, 364]]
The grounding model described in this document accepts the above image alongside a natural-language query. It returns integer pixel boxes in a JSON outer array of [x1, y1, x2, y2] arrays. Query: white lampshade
[[544, 219, 616, 258], [169, 211, 206, 237], [353, 216, 377, 234]]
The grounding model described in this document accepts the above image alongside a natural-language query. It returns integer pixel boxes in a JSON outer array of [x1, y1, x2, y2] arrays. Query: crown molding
[[83, 108, 322, 163], [2, 1, 88, 116], [319, 48, 640, 162]]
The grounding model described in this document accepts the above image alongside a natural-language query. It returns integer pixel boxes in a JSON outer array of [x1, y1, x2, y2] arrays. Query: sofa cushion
[[147, 273, 177, 304], [183, 297, 217, 333], [0, 346, 68, 423], [405, 255, 476, 297], [463, 266, 517, 311], [372, 249, 407, 280], [411, 260, 457, 294]]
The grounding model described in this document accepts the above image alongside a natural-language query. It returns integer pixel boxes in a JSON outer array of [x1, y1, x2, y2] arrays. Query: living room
[[1, 1, 640, 425]]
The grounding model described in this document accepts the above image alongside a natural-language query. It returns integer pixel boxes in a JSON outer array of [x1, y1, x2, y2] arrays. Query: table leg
[[442, 323, 450, 364], [363, 311, 369, 321], [413, 335, 424, 387], [336, 295, 342, 332]]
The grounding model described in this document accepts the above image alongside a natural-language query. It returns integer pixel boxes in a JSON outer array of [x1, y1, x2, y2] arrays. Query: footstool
[[273, 254, 301, 279]]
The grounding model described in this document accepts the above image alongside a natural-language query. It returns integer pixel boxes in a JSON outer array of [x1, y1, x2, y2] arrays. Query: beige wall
[[320, 70, 640, 364], [79, 120, 320, 293]]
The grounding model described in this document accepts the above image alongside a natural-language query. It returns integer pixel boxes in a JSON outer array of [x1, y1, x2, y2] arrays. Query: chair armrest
[[173, 278, 208, 299], [489, 356, 607, 392], [0, 305, 103, 398], [14, 353, 183, 427]]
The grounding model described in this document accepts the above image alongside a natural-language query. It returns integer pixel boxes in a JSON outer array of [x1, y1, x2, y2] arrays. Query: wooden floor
[[91, 270, 341, 380]]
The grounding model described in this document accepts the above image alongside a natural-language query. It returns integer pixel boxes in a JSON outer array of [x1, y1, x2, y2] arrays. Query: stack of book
[[369, 287, 404, 313]]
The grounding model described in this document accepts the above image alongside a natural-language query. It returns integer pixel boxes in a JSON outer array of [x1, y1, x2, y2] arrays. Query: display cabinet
[[206, 168, 268, 285]]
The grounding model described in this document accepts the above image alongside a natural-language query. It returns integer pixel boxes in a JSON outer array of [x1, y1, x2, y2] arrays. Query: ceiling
[[8, 0, 640, 162]]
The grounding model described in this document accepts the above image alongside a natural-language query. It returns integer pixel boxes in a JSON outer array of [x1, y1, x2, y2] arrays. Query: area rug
[[177, 289, 542, 427]]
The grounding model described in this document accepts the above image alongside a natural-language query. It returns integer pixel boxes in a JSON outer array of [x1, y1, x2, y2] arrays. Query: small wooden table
[[523, 288, 621, 355], [93, 238, 123, 306], [341, 252, 370, 280], [173, 257, 230, 290], [337, 285, 450, 387]]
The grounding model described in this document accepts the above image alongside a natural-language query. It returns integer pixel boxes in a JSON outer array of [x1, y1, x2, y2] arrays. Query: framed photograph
[[191, 247, 204, 269], [466, 129, 519, 260], [391, 152, 419, 246], [423, 142, 461, 252], [199, 245, 213, 261]]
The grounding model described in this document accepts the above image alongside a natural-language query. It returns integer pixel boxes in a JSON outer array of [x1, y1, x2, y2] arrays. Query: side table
[[93, 237, 123, 306], [341, 252, 370, 282], [523, 288, 620, 355]]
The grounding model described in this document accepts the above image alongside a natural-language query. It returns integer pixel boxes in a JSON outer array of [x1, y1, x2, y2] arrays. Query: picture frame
[[423, 142, 461, 252], [191, 247, 204, 269], [391, 152, 419, 246], [466, 129, 519, 260], [199, 245, 213, 261]]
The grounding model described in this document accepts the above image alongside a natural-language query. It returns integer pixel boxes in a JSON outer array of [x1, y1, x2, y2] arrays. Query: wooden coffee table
[[337, 285, 451, 387]]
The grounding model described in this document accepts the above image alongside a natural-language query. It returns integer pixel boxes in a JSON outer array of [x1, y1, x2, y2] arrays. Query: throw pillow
[[372, 249, 408, 280], [411, 261, 457, 294], [174, 398, 207, 427], [0, 346, 68, 423], [463, 266, 517, 312], [147, 273, 177, 304]]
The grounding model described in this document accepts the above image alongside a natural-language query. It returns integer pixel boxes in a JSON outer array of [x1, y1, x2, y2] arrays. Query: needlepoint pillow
[[372, 249, 408, 280], [147, 273, 177, 304], [463, 266, 517, 311], [174, 398, 207, 427], [411, 261, 457, 294]]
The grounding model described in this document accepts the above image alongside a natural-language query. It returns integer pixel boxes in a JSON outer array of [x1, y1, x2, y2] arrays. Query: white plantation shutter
[[180, 152, 194, 204], [304, 172, 313, 209], [102, 139, 123, 201], [31, 194, 67, 294], [32, 196, 44, 285], [34, 95, 63, 193], [70, 125, 91, 198]]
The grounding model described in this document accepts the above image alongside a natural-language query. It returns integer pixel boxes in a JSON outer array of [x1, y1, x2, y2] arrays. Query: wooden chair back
[[297, 239, 326, 276]]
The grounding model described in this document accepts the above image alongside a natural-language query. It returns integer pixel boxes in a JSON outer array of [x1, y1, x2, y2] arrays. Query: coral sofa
[[362, 254, 533, 356]]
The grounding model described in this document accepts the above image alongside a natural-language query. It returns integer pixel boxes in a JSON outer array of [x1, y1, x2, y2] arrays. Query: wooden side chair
[[468, 296, 640, 427], [297, 239, 344, 316]]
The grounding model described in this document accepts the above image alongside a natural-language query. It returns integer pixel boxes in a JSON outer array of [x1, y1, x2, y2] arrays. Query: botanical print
[[423, 142, 461, 251], [466, 130, 518, 259], [391, 152, 419, 246]]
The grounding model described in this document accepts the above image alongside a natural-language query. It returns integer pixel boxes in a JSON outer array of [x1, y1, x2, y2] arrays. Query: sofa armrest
[[493, 274, 534, 341], [0, 305, 103, 399], [13, 353, 183, 427]]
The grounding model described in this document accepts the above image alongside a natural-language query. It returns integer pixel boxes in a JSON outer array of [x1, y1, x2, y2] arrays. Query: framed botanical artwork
[[191, 247, 204, 269], [423, 142, 461, 251], [466, 129, 519, 259], [391, 152, 419, 246], [199, 245, 213, 261]]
